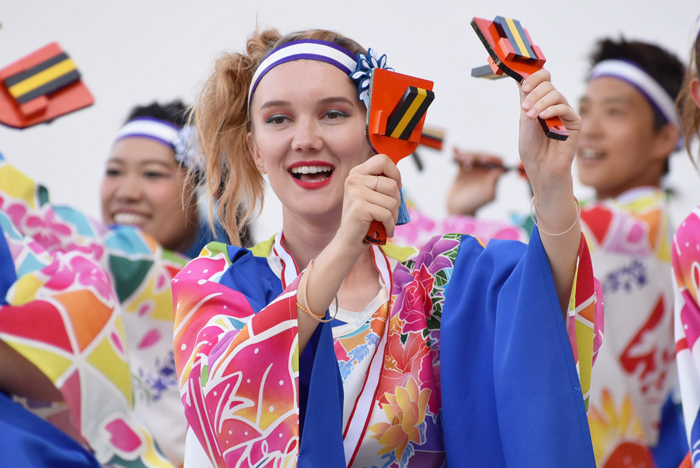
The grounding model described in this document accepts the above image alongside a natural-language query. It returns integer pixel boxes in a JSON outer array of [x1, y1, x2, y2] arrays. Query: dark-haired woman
[[0, 100, 249, 466], [101, 100, 250, 257]]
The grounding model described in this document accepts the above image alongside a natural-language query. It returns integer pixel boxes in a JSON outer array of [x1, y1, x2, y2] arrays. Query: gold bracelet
[[297, 296, 339, 323], [296, 259, 338, 323], [529, 196, 581, 237]]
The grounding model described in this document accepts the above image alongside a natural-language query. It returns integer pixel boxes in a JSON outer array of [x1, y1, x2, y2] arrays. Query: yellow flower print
[[369, 376, 431, 463], [588, 389, 651, 467]]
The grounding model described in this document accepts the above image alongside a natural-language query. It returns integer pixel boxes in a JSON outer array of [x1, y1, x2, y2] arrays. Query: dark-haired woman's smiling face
[[100, 137, 198, 252]]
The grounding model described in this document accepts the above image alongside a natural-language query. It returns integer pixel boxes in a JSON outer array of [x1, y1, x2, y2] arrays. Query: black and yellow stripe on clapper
[[3, 52, 80, 105], [493, 16, 535, 60], [385, 86, 435, 141]]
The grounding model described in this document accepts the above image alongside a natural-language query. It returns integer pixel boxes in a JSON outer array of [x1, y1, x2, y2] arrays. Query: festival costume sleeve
[[440, 228, 598, 467], [174, 242, 350, 468], [0, 391, 101, 467], [672, 209, 700, 464], [0, 154, 176, 467], [174, 228, 598, 467]]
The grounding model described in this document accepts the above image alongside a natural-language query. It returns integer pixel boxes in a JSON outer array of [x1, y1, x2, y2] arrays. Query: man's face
[[577, 77, 668, 200]]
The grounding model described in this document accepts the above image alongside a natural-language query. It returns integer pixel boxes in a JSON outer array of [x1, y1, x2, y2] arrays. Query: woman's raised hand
[[518, 69, 581, 196], [516, 69, 582, 314], [338, 154, 402, 254]]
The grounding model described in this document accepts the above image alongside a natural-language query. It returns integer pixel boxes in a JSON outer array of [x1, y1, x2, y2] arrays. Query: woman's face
[[247, 59, 371, 224], [100, 136, 198, 252]]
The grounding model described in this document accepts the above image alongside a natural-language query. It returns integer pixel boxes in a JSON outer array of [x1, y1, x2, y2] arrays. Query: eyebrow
[[318, 96, 355, 106], [259, 100, 290, 111], [258, 95, 356, 111]]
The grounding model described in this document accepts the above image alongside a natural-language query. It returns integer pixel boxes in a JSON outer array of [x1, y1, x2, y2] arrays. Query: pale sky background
[[1, 1, 698, 243]]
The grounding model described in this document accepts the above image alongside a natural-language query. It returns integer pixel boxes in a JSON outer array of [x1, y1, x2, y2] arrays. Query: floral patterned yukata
[[0, 154, 186, 467], [581, 187, 682, 468], [173, 223, 601, 467], [672, 204, 700, 467]]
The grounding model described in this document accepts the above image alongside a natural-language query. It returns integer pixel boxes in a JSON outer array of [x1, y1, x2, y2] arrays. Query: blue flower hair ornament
[[173, 125, 199, 169], [350, 48, 394, 106], [349, 49, 411, 227]]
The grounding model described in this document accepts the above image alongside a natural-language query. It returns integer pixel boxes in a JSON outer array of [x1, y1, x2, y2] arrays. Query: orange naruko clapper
[[364, 68, 435, 245], [470, 16, 568, 141], [0, 42, 94, 129]]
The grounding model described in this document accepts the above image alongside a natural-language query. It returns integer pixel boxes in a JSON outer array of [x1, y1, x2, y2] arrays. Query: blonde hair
[[677, 30, 700, 165], [193, 28, 366, 246]]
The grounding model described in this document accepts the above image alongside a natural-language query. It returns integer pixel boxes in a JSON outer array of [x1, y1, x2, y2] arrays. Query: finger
[[357, 154, 402, 189], [453, 148, 480, 166], [357, 154, 397, 175], [370, 174, 401, 199], [537, 103, 582, 130], [521, 81, 555, 112], [371, 206, 396, 237], [366, 204, 398, 237], [355, 190, 398, 235], [521, 69, 552, 94], [473, 153, 504, 167], [524, 88, 563, 119], [363, 183, 400, 219], [453, 150, 505, 171]]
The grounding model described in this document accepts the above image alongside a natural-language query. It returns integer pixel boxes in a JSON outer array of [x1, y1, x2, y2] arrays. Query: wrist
[[529, 173, 574, 208], [325, 234, 366, 267]]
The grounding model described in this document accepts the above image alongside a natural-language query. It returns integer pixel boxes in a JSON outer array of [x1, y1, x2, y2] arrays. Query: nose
[[291, 117, 323, 153], [114, 172, 143, 202], [580, 110, 603, 141]]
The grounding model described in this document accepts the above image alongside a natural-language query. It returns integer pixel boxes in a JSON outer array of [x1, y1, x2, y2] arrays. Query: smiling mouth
[[290, 165, 333, 182], [578, 148, 604, 161], [113, 213, 148, 226]]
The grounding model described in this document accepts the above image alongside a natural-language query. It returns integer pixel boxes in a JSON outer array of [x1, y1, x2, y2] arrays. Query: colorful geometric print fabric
[[173, 229, 600, 467], [581, 187, 678, 467], [0, 154, 187, 467], [673, 206, 700, 467]]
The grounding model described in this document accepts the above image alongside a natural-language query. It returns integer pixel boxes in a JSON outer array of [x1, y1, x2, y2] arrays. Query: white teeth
[[291, 166, 332, 174], [113, 213, 147, 225]]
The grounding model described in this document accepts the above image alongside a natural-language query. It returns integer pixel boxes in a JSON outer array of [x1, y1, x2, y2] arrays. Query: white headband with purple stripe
[[588, 59, 679, 127], [115, 117, 181, 149], [247, 39, 358, 112], [114, 116, 199, 168]]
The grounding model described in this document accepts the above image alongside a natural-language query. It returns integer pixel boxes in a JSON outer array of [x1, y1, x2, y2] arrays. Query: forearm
[[297, 237, 364, 350], [530, 175, 581, 315]]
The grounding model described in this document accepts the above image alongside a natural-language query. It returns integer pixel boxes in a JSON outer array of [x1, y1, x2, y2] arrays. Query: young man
[[424, 37, 686, 468], [574, 38, 685, 468]]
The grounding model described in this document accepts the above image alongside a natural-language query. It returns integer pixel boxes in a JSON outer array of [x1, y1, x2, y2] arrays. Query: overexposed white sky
[[2, 1, 699, 242]]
